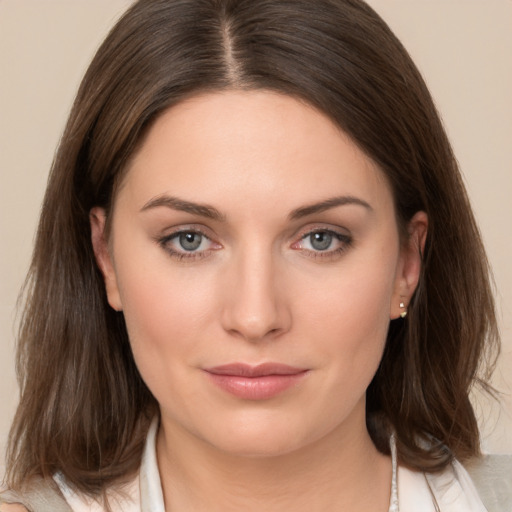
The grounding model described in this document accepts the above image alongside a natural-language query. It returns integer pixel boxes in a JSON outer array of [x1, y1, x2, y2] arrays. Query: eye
[[178, 232, 204, 251], [158, 229, 221, 260], [307, 231, 334, 251], [291, 228, 352, 258]]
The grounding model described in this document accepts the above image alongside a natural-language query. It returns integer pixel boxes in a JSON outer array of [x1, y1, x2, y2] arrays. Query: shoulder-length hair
[[6, 0, 498, 498]]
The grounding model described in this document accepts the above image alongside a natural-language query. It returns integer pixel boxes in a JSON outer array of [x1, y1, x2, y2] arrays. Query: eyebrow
[[140, 195, 226, 221], [288, 196, 373, 220], [140, 194, 372, 222]]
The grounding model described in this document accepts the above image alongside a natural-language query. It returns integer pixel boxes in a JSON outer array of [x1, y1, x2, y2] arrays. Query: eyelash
[[292, 229, 353, 260], [157, 228, 219, 261], [157, 227, 353, 261]]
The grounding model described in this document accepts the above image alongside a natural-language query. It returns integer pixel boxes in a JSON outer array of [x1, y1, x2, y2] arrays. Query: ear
[[390, 211, 428, 319], [90, 207, 122, 312]]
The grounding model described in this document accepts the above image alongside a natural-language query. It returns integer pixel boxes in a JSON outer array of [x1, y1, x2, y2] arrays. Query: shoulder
[[398, 455, 512, 512], [54, 471, 140, 512], [0, 505, 29, 512], [463, 454, 512, 512], [0, 477, 72, 512]]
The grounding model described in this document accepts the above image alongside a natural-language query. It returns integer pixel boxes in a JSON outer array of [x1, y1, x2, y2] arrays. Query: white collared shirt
[[55, 419, 489, 512]]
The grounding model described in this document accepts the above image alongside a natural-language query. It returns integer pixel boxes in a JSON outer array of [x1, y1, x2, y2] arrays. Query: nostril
[[219, 262, 292, 342]]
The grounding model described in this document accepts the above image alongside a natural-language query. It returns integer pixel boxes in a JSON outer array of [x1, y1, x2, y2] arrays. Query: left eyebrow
[[288, 196, 373, 220], [140, 195, 226, 221]]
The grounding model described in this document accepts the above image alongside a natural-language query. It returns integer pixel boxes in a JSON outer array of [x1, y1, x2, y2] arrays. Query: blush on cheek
[[119, 273, 208, 358], [311, 269, 393, 365]]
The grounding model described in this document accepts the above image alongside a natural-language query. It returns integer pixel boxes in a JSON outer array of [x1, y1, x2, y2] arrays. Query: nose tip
[[220, 259, 291, 343], [227, 316, 280, 343], [222, 293, 289, 342]]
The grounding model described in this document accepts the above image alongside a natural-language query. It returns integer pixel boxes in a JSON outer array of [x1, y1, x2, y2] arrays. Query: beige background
[[1, 1, 511, 474]]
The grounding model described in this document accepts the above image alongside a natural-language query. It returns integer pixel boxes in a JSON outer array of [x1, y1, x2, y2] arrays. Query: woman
[[1, 0, 509, 510]]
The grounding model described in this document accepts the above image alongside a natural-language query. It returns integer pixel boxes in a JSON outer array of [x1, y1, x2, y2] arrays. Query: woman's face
[[92, 90, 426, 456]]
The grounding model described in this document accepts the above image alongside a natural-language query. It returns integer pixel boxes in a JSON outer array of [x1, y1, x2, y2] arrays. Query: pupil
[[311, 232, 332, 251], [179, 232, 202, 251]]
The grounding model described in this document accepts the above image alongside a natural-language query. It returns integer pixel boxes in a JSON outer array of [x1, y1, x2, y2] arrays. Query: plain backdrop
[[1, 1, 511, 475]]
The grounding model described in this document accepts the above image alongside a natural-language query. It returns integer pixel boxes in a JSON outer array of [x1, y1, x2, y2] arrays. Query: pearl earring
[[399, 301, 407, 318]]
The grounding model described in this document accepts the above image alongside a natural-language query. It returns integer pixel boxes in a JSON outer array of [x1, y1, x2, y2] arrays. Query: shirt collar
[[138, 417, 400, 512], [139, 417, 165, 512]]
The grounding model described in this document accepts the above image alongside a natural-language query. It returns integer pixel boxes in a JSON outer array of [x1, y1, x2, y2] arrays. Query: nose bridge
[[221, 242, 289, 341]]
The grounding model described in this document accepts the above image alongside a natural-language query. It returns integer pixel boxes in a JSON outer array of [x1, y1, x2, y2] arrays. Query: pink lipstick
[[204, 363, 309, 400]]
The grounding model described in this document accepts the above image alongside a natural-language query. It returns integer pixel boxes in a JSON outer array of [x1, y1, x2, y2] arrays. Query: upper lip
[[205, 363, 307, 377]]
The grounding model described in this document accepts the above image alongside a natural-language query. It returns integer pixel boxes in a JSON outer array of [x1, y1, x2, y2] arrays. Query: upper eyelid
[[156, 227, 215, 250], [293, 223, 351, 239], [291, 225, 352, 247], [160, 224, 215, 239], [158, 229, 219, 260], [156, 224, 351, 246], [300, 227, 347, 236], [296, 230, 351, 245]]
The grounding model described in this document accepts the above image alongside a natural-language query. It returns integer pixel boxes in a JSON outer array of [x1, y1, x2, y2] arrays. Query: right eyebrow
[[288, 195, 373, 220], [140, 195, 226, 221]]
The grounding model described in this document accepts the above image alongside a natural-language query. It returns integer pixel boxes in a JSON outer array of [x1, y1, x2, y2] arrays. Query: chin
[[209, 432, 307, 458], [193, 411, 337, 459]]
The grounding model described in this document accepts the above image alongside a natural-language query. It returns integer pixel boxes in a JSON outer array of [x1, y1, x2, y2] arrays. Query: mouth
[[204, 363, 309, 400]]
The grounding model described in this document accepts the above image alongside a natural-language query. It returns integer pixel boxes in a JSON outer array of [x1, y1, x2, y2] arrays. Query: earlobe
[[90, 207, 123, 311], [390, 211, 428, 319]]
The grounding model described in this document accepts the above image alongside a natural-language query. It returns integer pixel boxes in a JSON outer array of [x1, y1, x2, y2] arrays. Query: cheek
[[112, 247, 218, 389], [315, 282, 391, 374], [297, 244, 398, 383], [304, 255, 396, 339]]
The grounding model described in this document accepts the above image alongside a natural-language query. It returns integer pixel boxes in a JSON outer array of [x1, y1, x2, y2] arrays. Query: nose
[[220, 248, 292, 343]]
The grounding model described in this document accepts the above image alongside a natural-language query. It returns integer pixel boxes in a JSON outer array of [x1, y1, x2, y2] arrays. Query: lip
[[204, 363, 309, 400]]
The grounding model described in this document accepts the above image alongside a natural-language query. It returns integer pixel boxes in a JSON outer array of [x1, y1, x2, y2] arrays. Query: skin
[[91, 90, 427, 511]]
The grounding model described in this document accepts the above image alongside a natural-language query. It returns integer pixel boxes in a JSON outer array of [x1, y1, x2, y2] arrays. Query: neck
[[156, 406, 392, 512]]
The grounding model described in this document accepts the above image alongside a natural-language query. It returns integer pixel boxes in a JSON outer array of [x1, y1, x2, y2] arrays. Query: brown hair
[[6, 0, 499, 499]]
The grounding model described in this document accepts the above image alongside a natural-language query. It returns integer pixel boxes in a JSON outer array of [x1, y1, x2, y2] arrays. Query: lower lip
[[205, 372, 308, 400]]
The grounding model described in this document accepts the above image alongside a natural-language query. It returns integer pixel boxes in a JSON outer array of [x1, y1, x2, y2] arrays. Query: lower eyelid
[[292, 230, 353, 257], [157, 229, 223, 260]]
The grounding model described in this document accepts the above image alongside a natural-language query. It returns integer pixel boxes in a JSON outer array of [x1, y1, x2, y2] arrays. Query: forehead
[[118, 90, 393, 217]]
